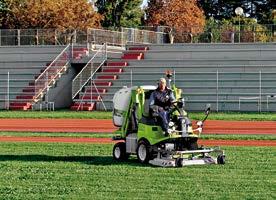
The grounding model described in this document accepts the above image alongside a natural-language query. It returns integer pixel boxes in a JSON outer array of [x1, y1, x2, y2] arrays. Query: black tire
[[175, 158, 183, 167], [113, 142, 129, 161], [137, 140, 151, 164], [217, 154, 226, 165]]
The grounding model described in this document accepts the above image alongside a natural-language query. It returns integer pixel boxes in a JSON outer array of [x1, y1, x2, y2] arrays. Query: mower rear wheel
[[137, 140, 151, 164], [113, 142, 129, 161], [217, 154, 226, 165]]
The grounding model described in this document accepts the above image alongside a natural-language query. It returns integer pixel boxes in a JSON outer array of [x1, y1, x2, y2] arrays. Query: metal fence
[[72, 43, 107, 99], [105, 70, 276, 112], [0, 28, 168, 46], [34, 44, 71, 101], [0, 24, 275, 46]]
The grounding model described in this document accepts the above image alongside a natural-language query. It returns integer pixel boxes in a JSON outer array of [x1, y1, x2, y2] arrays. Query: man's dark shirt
[[149, 87, 175, 110]]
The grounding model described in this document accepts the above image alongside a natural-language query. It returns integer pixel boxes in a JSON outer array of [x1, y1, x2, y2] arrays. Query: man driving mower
[[149, 77, 175, 136], [112, 71, 225, 167]]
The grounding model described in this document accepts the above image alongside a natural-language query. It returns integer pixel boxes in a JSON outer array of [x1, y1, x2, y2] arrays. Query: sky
[[142, 0, 148, 8]]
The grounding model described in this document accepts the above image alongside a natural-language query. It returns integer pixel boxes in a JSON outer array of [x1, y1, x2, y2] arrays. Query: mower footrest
[[149, 158, 176, 167], [182, 159, 212, 166]]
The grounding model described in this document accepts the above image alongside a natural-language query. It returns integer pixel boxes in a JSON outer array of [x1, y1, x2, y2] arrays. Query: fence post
[[259, 70, 262, 112], [90, 64, 93, 110], [7, 71, 10, 110], [130, 69, 133, 87], [231, 32, 235, 43], [104, 43, 107, 59], [55, 29, 58, 45], [209, 32, 213, 43], [173, 70, 176, 85], [70, 43, 74, 61], [46, 71, 48, 104], [36, 29, 39, 45], [17, 29, 21, 46], [73, 29, 77, 44], [87, 28, 89, 44], [189, 33, 193, 43], [216, 70, 219, 112], [121, 28, 125, 46]]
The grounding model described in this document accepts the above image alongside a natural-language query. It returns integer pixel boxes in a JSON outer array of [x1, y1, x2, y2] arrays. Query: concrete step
[[79, 95, 101, 100], [70, 102, 95, 111], [16, 95, 35, 100], [107, 61, 128, 66], [121, 53, 144, 60], [102, 68, 123, 73], [97, 75, 117, 80], [10, 102, 32, 107], [128, 46, 149, 51], [94, 81, 112, 87]]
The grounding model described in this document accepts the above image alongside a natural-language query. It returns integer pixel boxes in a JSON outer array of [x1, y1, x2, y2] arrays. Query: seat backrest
[[142, 90, 154, 117], [143, 99, 150, 117]]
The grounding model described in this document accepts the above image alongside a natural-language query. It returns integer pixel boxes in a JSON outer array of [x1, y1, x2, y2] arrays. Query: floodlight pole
[[235, 7, 244, 43], [238, 16, 241, 43]]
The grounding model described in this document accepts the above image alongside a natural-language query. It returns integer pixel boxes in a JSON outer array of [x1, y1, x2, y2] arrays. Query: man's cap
[[159, 78, 166, 83]]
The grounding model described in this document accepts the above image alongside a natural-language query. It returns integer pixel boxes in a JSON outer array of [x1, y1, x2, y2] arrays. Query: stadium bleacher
[[1, 43, 276, 111], [81, 43, 276, 112], [0, 46, 88, 110]]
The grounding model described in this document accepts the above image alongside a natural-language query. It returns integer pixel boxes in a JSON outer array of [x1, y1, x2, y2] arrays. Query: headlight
[[197, 121, 203, 127]]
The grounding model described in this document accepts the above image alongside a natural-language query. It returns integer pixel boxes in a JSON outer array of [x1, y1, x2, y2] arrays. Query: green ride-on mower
[[112, 75, 225, 167]]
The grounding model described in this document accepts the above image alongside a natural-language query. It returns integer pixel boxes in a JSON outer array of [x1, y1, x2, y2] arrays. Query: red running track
[[0, 119, 275, 135]]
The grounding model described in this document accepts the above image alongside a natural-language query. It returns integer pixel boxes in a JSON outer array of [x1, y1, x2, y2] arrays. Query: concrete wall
[[32, 66, 77, 109], [0, 46, 66, 109]]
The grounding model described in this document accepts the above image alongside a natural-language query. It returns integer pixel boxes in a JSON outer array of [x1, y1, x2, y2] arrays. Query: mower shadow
[[0, 154, 147, 167]]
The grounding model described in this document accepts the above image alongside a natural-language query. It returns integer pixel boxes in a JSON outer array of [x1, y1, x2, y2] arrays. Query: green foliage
[[196, 16, 272, 43], [96, 0, 143, 29], [0, 142, 275, 199], [0, 0, 6, 10], [0, 0, 8, 26], [198, 0, 275, 24]]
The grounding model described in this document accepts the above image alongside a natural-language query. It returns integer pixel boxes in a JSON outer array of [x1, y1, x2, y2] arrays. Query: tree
[[0, 0, 9, 27], [145, 0, 205, 42], [145, 0, 164, 26], [1, 0, 102, 29], [198, 0, 276, 24], [96, 0, 143, 29]]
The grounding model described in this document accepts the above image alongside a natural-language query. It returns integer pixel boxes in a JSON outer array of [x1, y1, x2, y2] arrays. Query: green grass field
[[0, 131, 275, 141], [0, 110, 275, 199], [0, 142, 275, 200], [1, 110, 276, 121]]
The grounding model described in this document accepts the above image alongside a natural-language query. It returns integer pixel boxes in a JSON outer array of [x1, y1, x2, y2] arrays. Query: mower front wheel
[[137, 140, 151, 164], [217, 154, 226, 165], [113, 142, 129, 161]]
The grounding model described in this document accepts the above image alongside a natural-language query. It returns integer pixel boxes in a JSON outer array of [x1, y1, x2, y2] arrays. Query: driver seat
[[140, 93, 156, 125]]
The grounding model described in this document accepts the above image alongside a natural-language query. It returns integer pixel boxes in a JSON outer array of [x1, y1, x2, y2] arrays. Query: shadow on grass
[[0, 154, 147, 167]]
